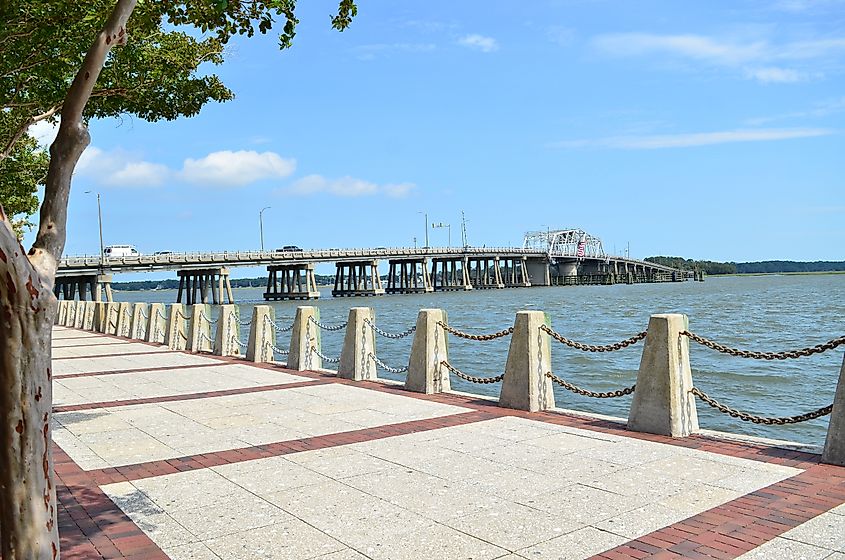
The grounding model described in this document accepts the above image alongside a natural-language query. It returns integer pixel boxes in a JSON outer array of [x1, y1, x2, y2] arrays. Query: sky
[[26, 0, 845, 273]]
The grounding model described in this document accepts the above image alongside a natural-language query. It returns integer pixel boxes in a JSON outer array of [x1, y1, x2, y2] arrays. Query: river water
[[114, 274, 845, 448]]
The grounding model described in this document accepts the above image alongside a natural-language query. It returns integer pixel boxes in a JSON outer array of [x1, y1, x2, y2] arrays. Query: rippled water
[[116, 274, 845, 447]]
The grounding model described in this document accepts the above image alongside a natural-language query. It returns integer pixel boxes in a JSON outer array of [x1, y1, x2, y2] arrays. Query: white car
[[103, 245, 139, 257]]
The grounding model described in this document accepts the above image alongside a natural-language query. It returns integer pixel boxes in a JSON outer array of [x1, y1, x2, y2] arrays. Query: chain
[[176, 310, 193, 321], [265, 315, 294, 333], [440, 361, 504, 384], [541, 324, 647, 352], [156, 309, 168, 320], [308, 316, 348, 331], [231, 337, 247, 349], [368, 353, 408, 373], [312, 346, 341, 363], [154, 327, 166, 341], [199, 331, 214, 346], [545, 372, 635, 398], [437, 322, 514, 341], [682, 331, 845, 360], [690, 387, 833, 425], [140, 309, 149, 320], [199, 311, 213, 324], [264, 341, 289, 356], [364, 319, 416, 339], [178, 330, 188, 341]]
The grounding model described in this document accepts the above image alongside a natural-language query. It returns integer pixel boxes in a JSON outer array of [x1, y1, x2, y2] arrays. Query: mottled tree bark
[[0, 1, 137, 557]]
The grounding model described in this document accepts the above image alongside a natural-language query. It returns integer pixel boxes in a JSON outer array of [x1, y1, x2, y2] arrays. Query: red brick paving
[[50, 327, 845, 559]]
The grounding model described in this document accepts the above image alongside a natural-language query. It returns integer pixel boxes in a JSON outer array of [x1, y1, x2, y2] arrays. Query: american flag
[[576, 241, 586, 257]]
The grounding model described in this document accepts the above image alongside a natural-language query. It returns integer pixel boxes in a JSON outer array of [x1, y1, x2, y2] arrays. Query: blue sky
[[28, 0, 845, 268]]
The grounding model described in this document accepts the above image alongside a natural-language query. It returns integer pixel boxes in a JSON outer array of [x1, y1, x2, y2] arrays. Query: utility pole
[[418, 211, 429, 248], [259, 206, 271, 251], [461, 211, 469, 248], [84, 190, 105, 266]]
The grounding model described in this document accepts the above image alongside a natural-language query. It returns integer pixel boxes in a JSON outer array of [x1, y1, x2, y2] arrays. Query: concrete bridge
[[55, 229, 695, 303]]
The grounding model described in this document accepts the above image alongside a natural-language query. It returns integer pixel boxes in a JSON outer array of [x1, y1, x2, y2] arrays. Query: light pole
[[259, 206, 271, 251], [417, 211, 429, 248], [432, 222, 451, 247], [84, 190, 104, 265]]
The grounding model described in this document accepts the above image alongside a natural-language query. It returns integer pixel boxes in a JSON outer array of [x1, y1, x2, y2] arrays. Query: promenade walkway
[[52, 326, 845, 560]]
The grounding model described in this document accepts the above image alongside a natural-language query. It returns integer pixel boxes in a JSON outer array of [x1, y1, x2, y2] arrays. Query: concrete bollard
[[58, 300, 70, 326], [499, 311, 555, 412], [187, 304, 213, 353], [822, 354, 845, 466], [130, 303, 148, 340], [73, 301, 85, 329], [287, 306, 321, 371], [405, 309, 451, 394], [628, 314, 699, 437], [104, 302, 120, 335], [146, 303, 167, 344], [246, 305, 275, 362], [116, 302, 132, 337], [82, 301, 96, 330], [54, 301, 63, 325], [338, 307, 377, 381], [94, 301, 107, 332], [214, 304, 241, 357], [164, 303, 188, 350]]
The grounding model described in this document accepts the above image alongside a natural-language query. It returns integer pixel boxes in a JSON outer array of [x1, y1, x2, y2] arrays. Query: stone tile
[[168, 493, 291, 540], [443, 500, 584, 551], [517, 526, 628, 560], [361, 522, 508, 560], [133, 469, 250, 512], [313, 548, 371, 560], [163, 543, 222, 560], [594, 503, 687, 539], [736, 537, 832, 559], [131, 512, 197, 549], [587, 465, 698, 499], [203, 520, 346, 560], [781, 512, 845, 552], [285, 447, 395, 479], [214, 456, 333, 494], [521, 483, 647, 524], [657, 483, 741, 515], [709, 466, 797, 493]]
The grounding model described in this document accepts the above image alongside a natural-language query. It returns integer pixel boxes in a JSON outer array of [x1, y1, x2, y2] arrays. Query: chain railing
[[689, 387, 833, 425], [541, 324, 647, 352], [368, 353, 408, 374], [140, 308, 149, 320], [264, 340, 289, 356], [545, 372, 635, 398], [364, 319, 416, 339], [199, 310, 213, 325], [199, 331, 215, 348], [175, 310, 193, 321], [265, 315, 294, 333], [155, 309, 168, 321], [440, 360, 504, 384], [311, 346, 341, 363], [682, 331, 845, 360], [437, 322, 514, 341], [154, 327, 166, 341], [308, 316, 348, 332]]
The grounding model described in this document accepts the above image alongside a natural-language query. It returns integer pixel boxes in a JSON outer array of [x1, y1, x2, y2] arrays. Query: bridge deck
[[52, 327, 845, 560]]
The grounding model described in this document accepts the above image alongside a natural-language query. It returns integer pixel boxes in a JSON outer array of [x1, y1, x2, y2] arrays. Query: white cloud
[[592, 32, 845, 83], [180, 150, 296, 187], [353, 42, 436, 61], [458, 34, 499, 53], [28, 120, 58, 147], [552, 128, 834, 149], [285, 175, 415, 198], [75, 146, 168, 187]]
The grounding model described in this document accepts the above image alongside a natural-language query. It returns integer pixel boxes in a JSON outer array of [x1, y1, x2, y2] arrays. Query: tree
[[0, 1, 356, 556]]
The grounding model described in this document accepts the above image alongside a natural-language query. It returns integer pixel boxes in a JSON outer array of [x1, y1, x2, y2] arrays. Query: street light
[[417, 211, 429, 248], [84, 190, 104, 265], [259, 206, 271, 251], [432, 222, 451, 247]]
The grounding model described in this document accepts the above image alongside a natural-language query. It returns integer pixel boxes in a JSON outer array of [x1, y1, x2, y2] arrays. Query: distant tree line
[[645, 257, 845, 275]]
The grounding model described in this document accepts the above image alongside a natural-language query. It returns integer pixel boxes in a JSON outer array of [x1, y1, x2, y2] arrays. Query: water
[[115, 274, 845, 447]]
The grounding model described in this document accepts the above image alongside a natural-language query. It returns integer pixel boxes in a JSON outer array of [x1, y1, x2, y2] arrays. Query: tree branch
[[29, 0, 138, 275]]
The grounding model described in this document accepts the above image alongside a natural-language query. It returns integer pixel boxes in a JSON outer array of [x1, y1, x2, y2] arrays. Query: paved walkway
[[51, 327, 845, 559]]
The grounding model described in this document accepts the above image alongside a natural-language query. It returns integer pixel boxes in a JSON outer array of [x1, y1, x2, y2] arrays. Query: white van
[[104, 245, 140, 257]]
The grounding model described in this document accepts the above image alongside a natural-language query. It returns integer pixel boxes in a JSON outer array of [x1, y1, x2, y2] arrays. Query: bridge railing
[[55, 299, 845, 466]]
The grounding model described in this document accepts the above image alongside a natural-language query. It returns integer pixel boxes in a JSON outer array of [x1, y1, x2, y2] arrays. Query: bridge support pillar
[[386, 259, 433, 294], [405, 309, 450, 394], [525, 257, 551, 287], [54, 273, 112, 302], [264, 263, 320, 300], [628, 314, 699, 437], [499, 311, 555, 412], [822, 354, 845, 466], [431, 257, 472, 291], [177, 267, 233, 305], [500, 257, 531, 288], [332, 260, 385, 297], [468, 256, 505, 289]]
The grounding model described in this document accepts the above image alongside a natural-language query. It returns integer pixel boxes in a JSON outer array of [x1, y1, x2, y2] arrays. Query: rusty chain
[[440, 361, 504, 384], [545, 372, 636, 398], [541, 324, 647, 352], [437, 322, 514, 341], [682, 331, 845, 360], [690, 387, 833, 425]]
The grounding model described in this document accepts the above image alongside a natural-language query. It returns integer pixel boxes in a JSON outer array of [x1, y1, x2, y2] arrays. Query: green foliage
[[0, 0, 356, 228], [645, 256, 737, 275], [0, 121, 47, 238], [646, 256, 845, 275]]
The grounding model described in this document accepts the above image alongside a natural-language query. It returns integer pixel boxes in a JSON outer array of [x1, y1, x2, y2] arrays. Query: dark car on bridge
[[276, 245, 303, 252]]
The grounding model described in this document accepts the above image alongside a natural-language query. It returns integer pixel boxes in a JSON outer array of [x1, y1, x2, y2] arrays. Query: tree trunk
[[0, 213, 59, 558], [0, 1, 138, 556]]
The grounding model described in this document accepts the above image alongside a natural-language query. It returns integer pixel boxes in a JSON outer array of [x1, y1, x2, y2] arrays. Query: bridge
[[55, 229, 696, 303]]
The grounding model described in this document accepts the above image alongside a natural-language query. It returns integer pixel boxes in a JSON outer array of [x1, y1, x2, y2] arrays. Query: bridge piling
[[177, 268, 232, 305], [499, 311, 555, 412], [264, 263, 320, 300], [628, 314, 699, 437], [431, 257, 472, 291], [386, 259, 433, 294], [333, 260, 385, 297], [405, 309, 450, 394]]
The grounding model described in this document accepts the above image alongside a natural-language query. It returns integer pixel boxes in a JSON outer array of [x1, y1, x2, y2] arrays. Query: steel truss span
[[523, 229, 606, 259]]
